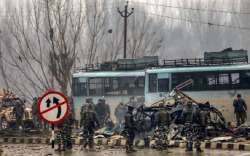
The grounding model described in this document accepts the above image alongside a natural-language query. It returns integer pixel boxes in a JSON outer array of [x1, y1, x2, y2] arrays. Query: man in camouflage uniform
[[55, 104, 74, 151], [233, 94, 247, 127], [55, 123, 67, 151], [13, 100, 25, 130], [154, 102, 171, 150], [115, 102, 127, 127], [80, 104, 99, 150], [124, 105, 137, 153], [80, 98, 94, 123], [95, 99, 110, 127], [32, 97, 42, 129], [63, 112, 74, 150], [182, 101, 203, 152]]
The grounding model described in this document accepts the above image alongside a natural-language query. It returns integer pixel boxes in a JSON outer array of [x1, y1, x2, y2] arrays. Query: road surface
[[0, 144, 250, 156]]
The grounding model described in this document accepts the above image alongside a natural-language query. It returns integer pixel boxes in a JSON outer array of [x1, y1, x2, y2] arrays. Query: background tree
[[1, 0, 85, 97], [0, 0, 166, 99]]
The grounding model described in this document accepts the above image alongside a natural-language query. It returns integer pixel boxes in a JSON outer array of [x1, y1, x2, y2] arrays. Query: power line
[[140, 11, 250, 30], [130, 1, 250, 15]]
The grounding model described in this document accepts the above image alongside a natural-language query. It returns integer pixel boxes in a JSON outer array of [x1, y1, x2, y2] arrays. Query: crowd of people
[[29, 94, 248, 153]]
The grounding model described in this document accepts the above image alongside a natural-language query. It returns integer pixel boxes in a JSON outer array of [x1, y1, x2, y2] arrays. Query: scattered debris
[[210, 136, 233, 142]]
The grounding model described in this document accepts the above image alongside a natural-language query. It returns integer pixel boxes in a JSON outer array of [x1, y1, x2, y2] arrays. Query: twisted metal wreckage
[[131, 80, 231, 140]]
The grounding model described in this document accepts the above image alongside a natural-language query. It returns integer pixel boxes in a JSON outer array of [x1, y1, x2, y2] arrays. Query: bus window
[[231, 73, 240, 85], [97, 77, 145, 96], [158, 78, 169, 92], [89, 78, 103, 96], [207, 75, 218, 86], [240, 71, 250, 88], [149, 74, 157, 92], [119, 77, 144, 95], [104, 78, 119, 95], [172, 71, 250, 91], [72, 77, 87, 96], [218, 74, 230, 85]]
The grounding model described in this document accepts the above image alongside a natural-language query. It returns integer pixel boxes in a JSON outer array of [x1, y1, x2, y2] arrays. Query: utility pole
[[117, 1, 134, 59]]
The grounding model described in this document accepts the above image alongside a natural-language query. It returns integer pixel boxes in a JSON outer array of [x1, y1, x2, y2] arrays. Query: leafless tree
[[2, 0, 85, 96], [0, 0, 167, 99]]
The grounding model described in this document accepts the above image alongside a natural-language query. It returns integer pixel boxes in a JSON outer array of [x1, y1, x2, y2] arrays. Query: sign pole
[[51, 124, 55, 148], [37, 90, 70, 149]]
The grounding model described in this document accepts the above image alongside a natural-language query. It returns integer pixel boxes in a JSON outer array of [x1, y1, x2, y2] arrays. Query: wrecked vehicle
[[0, 91, 34, 130], [133, 88, 230, 138]]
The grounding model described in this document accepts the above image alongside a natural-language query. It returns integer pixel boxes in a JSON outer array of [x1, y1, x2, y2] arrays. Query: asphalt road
[[0, 144, 250, 156]]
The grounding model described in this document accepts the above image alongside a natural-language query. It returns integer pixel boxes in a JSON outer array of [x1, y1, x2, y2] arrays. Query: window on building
[[158, 78, 169, 92], [149, 74, 157, 92]]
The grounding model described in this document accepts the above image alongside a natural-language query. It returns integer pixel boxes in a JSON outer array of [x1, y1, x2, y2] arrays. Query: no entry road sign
[[38, 90, 70, 125]]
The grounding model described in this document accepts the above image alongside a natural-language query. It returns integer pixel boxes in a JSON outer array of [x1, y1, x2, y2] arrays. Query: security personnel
[[80, 104, 99, 150], [55, 123, 67, 151], [95, 99, 110, 127], [115, 102, 127, 128], [124, 105, 137, 153], [233, 94, 247, 126], [182, 101, 203, 152], [55, 113, 74, 151], [32, 97, 42, 129], [80, 98, 93, 126], [13, 100, 25, 130], [63, 112, 74, 150], [154, 102, 170, 150]]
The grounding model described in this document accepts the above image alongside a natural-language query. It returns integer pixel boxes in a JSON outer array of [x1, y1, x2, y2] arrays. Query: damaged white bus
[[72, 49, 250, 121]]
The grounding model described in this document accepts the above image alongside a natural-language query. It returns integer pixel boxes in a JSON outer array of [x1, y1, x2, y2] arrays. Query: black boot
[[196, 147, 203, 153]]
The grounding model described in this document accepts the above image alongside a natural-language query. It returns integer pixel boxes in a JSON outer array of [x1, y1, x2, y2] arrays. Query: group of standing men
[[79, 98, 110, 150], [53, 94, 248, 153], [37, 94, 248, 153], [123, 98, 205, 153]]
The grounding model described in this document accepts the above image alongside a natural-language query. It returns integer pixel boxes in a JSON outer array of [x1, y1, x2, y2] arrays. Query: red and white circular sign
[[37, 90, 70, 125]]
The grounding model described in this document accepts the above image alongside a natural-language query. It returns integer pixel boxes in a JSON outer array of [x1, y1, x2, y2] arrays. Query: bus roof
[[146, 64, 250, 74], [73, 70, 145, 78]]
